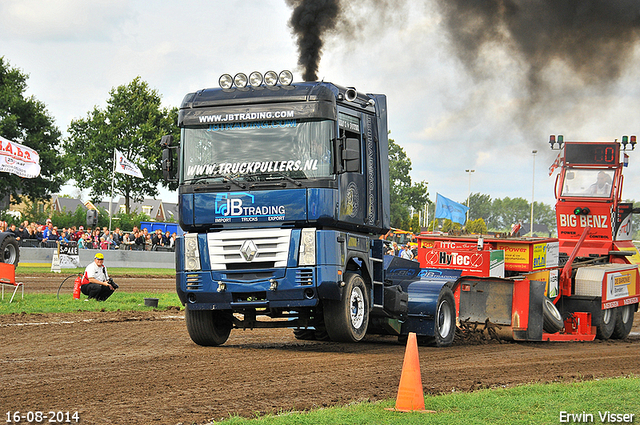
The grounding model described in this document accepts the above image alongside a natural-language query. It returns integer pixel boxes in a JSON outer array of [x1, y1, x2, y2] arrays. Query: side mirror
[[342, 138, 360, 173], [160, 135, 178, 182]]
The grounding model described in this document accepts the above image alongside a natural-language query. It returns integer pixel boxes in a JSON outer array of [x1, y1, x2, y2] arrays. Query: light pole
[[465, 169, 475, 223], [530, 150, 537, 236]]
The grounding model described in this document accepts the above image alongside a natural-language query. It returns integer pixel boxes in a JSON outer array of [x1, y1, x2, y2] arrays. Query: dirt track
[[1, 275, 639, 425]]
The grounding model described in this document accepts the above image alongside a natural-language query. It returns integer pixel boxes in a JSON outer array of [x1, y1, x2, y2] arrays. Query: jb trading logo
[[214, 192, 286, 223]]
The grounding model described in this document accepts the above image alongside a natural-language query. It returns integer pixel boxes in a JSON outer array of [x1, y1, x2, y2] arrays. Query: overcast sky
[[2, 0, 640, 211]]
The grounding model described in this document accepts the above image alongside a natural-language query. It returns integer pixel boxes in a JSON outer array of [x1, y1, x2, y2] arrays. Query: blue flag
[[435, 193, 470, 225]]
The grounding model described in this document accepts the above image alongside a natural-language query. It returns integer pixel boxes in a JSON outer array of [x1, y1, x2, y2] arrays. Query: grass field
[[215, 376, 639, 425], [15, 266, 175, 276], [0, 291, 182, 314]]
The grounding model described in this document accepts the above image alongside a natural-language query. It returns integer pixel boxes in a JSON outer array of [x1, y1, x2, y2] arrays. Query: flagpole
[[109, 149, 116, 233], [434, 193, 438, 231]]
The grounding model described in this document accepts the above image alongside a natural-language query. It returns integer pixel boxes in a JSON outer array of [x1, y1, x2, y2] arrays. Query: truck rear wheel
[[0, 236, 19, 266], [611, 305, 635, 340], [542, 298, 564, 334], [595, 307, 616, 340], [185, 308, 233, 346], [324, 273, 369, 342]]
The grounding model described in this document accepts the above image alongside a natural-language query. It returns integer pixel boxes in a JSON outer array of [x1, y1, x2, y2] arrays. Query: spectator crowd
[[0, 219, 177, 251], [385, 240, 418, 261]]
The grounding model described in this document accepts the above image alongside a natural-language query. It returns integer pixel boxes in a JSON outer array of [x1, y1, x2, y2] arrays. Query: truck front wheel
[[611, 305, 635, 340], [595, 307, 616, 340], [324, 273, 369, 342], [185, 308, 233, 346], [0, 236, 19, 266]]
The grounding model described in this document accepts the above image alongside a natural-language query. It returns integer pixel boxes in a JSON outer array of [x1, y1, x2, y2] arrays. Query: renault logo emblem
[[240, 240, 258, 262]]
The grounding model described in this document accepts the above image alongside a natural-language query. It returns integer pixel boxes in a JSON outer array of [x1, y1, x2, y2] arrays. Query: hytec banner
[[435, 193, 469, 225], [0, 135, 41, 178], [115, 149, 144, 179]]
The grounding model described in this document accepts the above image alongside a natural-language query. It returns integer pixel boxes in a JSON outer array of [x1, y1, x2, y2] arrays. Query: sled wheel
[[185, 308, 233, 346], [611, 305, 635, 340], [324, 273, 369, 342], [0, 236, 19, 266], [595, 307, 616, 340], [542, 298, 563, 334]]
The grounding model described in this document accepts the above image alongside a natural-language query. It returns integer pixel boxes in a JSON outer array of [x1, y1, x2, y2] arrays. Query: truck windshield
[[181, 119, 334, 184], [561, 168, 614, 198]]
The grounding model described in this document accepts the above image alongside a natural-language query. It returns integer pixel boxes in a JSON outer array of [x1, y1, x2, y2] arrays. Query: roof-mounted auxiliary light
[[549, 134, 564, 149], [621, 135, 637, 151], [234, 73, 248, 88], [249, 71, 263, 87], [218, 70, 294, 89], [219, 74, 233, 89], [278, 70, 293, 86], [264, 71, 279, 86]]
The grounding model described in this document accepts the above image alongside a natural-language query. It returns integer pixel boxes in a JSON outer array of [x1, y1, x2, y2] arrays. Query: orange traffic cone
[[386, 332, 435, 413]]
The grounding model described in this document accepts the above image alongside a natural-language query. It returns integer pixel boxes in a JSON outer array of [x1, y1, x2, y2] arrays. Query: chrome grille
[[207, 228, 292, 270]]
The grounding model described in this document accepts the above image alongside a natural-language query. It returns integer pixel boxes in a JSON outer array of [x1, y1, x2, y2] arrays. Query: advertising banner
[[419, 248, 504, 278], [602, 268, 639, 308], [496, 241, 559, 272], [0, 136, 40, 178]]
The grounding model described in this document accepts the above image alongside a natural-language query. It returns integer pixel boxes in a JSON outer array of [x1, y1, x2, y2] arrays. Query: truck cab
[[553, 136, 640, 262], [163, 72, 407, 346]]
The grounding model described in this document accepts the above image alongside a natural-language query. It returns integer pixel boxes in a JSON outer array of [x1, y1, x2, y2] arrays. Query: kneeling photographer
[[81, 252, 118, 301]]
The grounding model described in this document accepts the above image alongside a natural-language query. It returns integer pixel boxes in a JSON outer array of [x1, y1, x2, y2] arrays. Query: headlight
[[184, 233, 201, 271], [299, 228, 316, 266]]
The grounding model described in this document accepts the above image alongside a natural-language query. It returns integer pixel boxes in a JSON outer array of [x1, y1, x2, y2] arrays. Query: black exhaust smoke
[[437, 0, 640, 96], [286, 0, 341, 82], [285, 0, 640, 99]]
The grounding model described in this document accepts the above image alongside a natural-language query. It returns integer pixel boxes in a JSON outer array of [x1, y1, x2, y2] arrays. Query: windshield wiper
[[268, 172, 303, 187], [184, 174, 246, 189], [220, 174, 247, 189]]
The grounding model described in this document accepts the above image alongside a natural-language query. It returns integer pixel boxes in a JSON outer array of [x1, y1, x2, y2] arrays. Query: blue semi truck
[[161, 71, 456, 346]]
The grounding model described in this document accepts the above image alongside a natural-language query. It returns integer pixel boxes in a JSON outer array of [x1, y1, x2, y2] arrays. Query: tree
[[468, 193, 493, 223], [388, 139, 429, 228], [0, 57, 65, 203], [491, 197, 530, 229], [466, 218, 488, 234], [63, 77, 179, 213]]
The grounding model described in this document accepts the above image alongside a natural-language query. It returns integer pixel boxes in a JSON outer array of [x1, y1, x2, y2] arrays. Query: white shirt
[[84, 261, 109, 283]]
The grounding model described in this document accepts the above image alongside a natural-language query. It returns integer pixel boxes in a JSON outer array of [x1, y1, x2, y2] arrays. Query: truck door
[[337, 111, 366, 227]]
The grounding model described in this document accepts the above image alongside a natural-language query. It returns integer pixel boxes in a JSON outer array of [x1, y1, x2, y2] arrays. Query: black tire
[[293, 319, 331, 341], [542, 298, 564, 334], [611, 305, 635, 340], [185, 308, 233, 346], [595, 307, 616, 340], [431, 286, 456, 347], [324, 273, 369, 342], [293, 328, 317, 340], [0, 235, 19, 266]]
